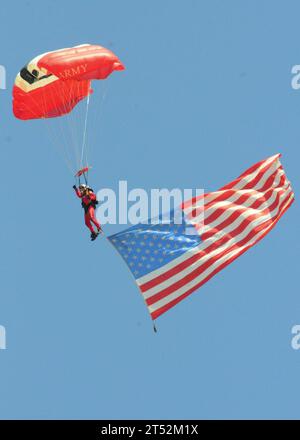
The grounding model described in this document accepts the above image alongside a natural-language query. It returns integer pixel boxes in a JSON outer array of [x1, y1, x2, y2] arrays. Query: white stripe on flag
[[142, 188, 293, 301], [148, 192, 294, 314]]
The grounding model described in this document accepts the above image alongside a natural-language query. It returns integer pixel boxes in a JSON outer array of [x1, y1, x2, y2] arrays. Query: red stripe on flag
[[150, 195, 294, 319]]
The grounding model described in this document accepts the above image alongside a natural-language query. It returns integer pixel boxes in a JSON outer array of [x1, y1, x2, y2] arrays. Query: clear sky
[[0, 0, 299, 420]]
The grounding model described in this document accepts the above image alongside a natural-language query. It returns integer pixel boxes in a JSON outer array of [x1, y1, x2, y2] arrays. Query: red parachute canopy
[[13, 44, 125, 120]]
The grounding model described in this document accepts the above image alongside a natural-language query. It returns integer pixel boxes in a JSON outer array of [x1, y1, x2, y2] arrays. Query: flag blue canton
[[108, 209, 202, 279]]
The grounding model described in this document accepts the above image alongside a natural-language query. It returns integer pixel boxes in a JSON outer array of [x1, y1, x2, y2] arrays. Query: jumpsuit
[[75, 188, 101, 234]]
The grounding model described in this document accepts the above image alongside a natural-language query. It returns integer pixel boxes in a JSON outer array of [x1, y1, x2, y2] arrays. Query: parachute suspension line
[[83, 171, 88, 185], [69, 80, 82, 169], [86, 82, 109, 169], [25, 84, 74, 174], [59, 80, 80, 171], [80, 93, 90, 170], [43, 85, 74, 174]]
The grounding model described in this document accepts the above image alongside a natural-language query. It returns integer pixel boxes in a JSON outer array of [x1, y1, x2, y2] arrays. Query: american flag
[[108, 154, 294, 320]]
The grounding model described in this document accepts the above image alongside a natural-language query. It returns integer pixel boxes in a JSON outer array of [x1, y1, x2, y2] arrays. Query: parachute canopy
[[13, 44, 125, 120]]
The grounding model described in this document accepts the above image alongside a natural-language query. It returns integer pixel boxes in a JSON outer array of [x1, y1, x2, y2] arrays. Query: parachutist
[[73, 183, 102, 240]]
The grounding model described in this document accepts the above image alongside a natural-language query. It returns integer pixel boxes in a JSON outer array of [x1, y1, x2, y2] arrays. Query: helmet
[[79, 183, 87, 190]]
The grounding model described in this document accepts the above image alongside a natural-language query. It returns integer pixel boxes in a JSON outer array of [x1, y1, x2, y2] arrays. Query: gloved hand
[[72, 185, 77, 190]]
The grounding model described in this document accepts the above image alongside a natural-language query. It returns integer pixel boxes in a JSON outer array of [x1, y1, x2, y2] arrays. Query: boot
[[91, 231, 99, 241]]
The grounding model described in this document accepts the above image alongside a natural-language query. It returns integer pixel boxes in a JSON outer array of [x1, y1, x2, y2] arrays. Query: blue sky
[[0, 0, 299, 419]]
